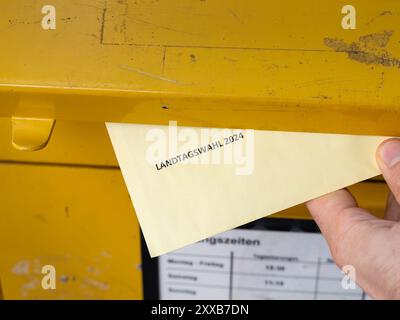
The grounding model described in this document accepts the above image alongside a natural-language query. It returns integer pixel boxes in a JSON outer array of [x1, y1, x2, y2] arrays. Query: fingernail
[[378, 139, 400, 168]]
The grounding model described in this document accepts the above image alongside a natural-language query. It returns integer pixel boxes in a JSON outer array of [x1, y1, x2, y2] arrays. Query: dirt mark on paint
[[324, 30, 400, 68]]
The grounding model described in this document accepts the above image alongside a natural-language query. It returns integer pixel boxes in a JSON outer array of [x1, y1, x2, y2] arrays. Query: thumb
[[376, 138, 400, 204]]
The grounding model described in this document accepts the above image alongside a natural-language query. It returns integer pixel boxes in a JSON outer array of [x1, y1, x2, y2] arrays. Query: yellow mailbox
[[0, 0, 398, 299]]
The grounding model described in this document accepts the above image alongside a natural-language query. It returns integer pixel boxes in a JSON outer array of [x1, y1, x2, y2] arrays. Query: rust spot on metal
[[324, 31, 400, 68]]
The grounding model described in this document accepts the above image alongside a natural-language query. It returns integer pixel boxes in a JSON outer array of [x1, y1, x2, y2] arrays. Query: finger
[[306, 189, 376, 243], [307, 189, 399, 300], [306, 189, 377, 266], [384, 192, 400, 221], [376, 139, 400, 204]]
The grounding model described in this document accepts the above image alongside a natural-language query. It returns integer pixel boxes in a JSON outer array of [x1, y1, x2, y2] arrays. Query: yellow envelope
[[106, 122, 388, 257]]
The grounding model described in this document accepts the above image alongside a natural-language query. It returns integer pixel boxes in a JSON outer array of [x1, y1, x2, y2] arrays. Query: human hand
[[306, 138, 400, 299]]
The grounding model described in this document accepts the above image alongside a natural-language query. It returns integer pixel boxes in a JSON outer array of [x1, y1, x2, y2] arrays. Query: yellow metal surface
[[0, 118, 118, 167], [11, 117, 55, 151], [0, 0, 399, 136], [0, 0, 396, 299], [0, 162, 142, 299]]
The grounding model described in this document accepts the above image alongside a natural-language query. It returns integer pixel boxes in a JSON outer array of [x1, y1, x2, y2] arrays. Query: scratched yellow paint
[[0, 0, 399, 135], [0, 162, 143, 299], [0, 0, 397, 299]]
